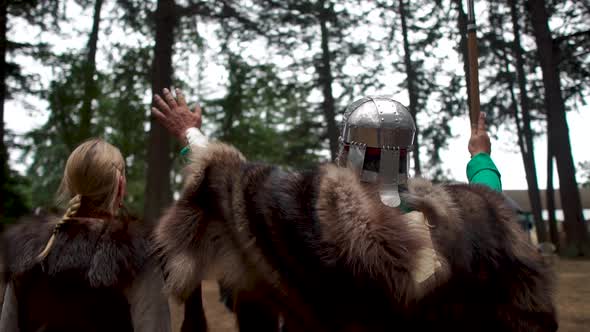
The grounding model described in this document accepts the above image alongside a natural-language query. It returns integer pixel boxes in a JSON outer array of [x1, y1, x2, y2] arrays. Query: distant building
[[503, 188, 590, 221]]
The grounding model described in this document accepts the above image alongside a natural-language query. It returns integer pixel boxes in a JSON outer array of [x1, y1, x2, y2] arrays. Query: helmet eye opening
[[341, 143, 409, 175], [363, 148, 408, 174]]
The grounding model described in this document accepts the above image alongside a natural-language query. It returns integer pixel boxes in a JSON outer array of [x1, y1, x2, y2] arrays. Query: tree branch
[[217, 1, 265, 35], [175, 2, 210, 18], [175, 1, 264, 35], [554, 29, 590, 44]]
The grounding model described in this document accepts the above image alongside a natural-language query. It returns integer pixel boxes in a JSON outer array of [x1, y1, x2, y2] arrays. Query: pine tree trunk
[[398, 0, 421, 176], [317, 3, 339, 161], [451, 0, 472, 111], [527, 0, 589, 256], [504, 62, 548, 242], [144, 0, 176, 223], [0, 0, 7, 220], [509, 0, 546, 242], [79, 0, 104, 144], [547, 141, 560, 250]]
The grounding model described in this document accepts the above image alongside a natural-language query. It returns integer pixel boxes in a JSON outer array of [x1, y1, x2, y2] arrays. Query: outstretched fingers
[[162, 88, 178, 109], [193, 104, 202, 116], [477, 112, 487, 134], [151, 107, 166, 122], [153, 94, 171, 114], [175, 88, 187, 107]]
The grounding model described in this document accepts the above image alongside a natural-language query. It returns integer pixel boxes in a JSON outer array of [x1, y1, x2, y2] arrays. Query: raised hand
[[151, 88, 202, 145], [468, 112, 491, 157]]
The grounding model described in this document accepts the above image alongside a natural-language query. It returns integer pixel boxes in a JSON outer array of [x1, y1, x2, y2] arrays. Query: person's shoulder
[[1, 214, 59, 276], [2, 213, 60, 248]]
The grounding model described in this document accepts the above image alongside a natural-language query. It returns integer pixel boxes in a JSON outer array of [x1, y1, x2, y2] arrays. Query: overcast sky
[[5, 0, 589, 190]]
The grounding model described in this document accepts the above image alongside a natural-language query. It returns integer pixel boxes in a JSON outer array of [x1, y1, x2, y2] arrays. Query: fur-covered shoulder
[[154, 141, 251, 300], [403, 179, 555, 315], [314, 165, 446, 301], [182, 141, 246, 194], [2, 214, 149, 289], [403, 178, 529, 251]]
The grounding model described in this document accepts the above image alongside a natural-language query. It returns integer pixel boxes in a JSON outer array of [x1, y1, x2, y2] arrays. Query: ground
[[556, 259, 590, 332], [199, 259, 590, 332]]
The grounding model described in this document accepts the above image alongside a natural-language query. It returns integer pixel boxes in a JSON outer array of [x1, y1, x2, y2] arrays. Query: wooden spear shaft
[[467, 0, 480, 128]]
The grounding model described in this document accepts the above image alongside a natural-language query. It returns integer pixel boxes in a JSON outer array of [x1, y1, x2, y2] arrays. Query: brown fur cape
[[154, 142, 557, 332], [0, 214, 171, 332]]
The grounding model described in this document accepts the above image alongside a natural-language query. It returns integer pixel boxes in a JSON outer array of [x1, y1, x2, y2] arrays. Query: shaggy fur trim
[[403, 179, 556, 324], [2, 214, 147, 289], [154, 142, 251, 300], [451, 184, 556, 314], [316, 165, 438, 302]]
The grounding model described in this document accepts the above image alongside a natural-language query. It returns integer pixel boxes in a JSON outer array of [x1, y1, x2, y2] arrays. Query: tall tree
[[317, 0, 339, 161], [376, 0, 451, 178], [492, 35, 548, 242], [79, 0, 104, 142], [0, 0, 8, 220], [141, 0, 263, 222], [1, 0, 62, 221], [527, 0, 589, 255], [24, 0, 108, 208], [546, 145, 560, 250], [397, 0, 421, 175], [100, 45, 152, 215], [207, 49, 321, 168], [507, 0, 545, 243], [258, 0, 375, 162], [144, 0, 177, 223]]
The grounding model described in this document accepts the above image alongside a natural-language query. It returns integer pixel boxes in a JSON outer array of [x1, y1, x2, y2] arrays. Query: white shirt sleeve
[[185, 128, 208, 148]]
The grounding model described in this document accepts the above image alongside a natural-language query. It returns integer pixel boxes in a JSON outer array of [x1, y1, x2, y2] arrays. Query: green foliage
[[1, 166, 32, 224], [206, 52, 322, 169], [24, 53, 103, 208], [97, 46, 152, 214], [1, 132, 32, 225], [24, 45, 151, 215], [0, 1, 65, 223], [256, 0, 382, 137], [477, 1, 545, 131], [546, 0, 590, 109], [376, 0, 462, 176]]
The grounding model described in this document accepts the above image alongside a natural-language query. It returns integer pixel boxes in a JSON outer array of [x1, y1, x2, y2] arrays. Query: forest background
[[1, 0, 589, 255]]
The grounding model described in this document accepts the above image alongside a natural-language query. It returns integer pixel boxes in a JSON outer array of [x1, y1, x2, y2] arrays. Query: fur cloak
[[0, 214, 171, 332], [154, 142, 557, 332]]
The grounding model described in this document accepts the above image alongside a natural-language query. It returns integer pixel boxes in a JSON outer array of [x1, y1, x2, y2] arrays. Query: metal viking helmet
[[337, 96, 416, 208]]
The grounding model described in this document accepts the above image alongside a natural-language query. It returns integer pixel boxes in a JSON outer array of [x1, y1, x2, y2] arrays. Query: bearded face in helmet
[[336, 96, 416, 207]]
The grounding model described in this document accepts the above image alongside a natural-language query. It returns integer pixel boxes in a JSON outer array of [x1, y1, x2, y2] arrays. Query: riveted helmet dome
[[337, 96, 416, 207], [341, 96, 415, 149]]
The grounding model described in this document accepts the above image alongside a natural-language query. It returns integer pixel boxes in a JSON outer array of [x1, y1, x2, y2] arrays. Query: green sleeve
[[466, 153, 502, 192]]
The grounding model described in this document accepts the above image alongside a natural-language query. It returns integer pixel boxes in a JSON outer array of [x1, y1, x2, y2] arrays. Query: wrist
[[470, 151, 489, 158], [178, 134, 188, 146], [185, 127, 208, 148]]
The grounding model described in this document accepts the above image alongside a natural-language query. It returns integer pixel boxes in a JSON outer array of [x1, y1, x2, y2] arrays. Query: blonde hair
[[38, 139, 125, 261]]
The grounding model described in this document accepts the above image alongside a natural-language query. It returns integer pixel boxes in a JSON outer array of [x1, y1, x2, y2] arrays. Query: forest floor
[[199, 259, 590, 332], [556, 259, 590, 332]]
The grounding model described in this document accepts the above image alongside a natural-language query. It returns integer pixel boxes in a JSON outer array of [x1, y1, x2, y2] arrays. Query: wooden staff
[[467, 0, 480, 128]]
